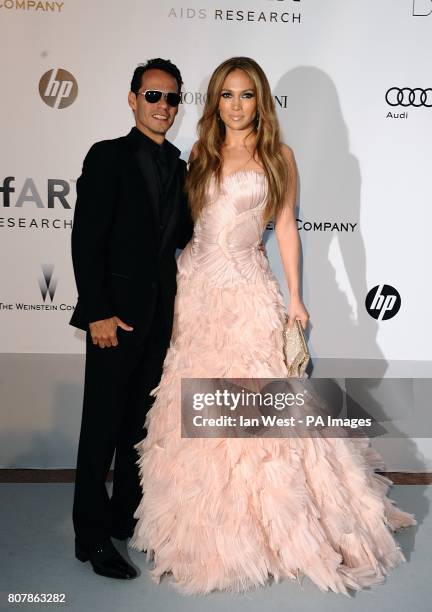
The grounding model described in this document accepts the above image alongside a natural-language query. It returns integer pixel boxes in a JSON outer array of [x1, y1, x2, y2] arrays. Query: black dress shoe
[[75, 539, 138, 580]]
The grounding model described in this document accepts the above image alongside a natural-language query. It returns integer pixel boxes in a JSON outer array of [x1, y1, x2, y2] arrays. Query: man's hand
[[89, 316, 133, 348]]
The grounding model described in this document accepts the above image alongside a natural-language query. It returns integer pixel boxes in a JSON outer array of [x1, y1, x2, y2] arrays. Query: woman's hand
[[287, 298, 309, 330]]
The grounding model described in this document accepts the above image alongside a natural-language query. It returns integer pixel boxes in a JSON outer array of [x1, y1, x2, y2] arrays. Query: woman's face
[[218, 69, 257, 132]]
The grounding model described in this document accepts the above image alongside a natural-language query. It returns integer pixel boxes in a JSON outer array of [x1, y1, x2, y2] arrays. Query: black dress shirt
[[131, 127, 172, 226]]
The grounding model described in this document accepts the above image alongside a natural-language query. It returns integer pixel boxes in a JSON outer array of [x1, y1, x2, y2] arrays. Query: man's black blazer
[[69, 127, 193, 339]]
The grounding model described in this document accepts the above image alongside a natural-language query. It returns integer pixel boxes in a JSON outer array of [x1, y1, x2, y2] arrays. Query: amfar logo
[[39, 69, 78, 109], [39, 265, 57, 302], [412, 0, 432, 16], [365, 285, 401, 321], [1, 176, 71, 208], [168, 1, 301, 23]]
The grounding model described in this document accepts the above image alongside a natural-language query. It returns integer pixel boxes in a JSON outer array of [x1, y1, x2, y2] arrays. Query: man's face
[[128, 69, 179, 143]]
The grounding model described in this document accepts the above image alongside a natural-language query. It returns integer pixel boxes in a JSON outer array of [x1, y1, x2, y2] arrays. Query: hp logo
[[365, 285, 401, 321], [412, 0, 432, 16], [39, 69, 78, 109]]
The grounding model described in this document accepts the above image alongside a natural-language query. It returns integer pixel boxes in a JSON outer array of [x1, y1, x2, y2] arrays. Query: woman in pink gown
[[130, 57, 416, 596]]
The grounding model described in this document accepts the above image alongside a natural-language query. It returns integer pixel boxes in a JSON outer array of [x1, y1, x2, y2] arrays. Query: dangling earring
[[216, 110, 225, 133]]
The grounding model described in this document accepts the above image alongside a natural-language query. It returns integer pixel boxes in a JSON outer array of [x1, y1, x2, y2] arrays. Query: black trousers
[[72, 297, 170, 546]]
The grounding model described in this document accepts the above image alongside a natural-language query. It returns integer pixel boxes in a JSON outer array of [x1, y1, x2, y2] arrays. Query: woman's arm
[[274, 144, 309, 329]]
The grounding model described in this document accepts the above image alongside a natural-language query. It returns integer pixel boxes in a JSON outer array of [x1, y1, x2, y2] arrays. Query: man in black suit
[[70, 59, 192, 579]]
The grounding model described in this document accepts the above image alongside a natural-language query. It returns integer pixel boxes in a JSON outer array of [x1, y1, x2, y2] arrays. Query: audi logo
[[385, 87, 432, 107]]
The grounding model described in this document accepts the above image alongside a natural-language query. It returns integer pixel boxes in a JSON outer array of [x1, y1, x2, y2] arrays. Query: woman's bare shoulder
[[280, 143, 295, 162]]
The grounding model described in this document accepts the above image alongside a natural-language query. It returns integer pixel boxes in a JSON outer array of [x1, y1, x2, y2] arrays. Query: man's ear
[[128, 91, 137, 112]]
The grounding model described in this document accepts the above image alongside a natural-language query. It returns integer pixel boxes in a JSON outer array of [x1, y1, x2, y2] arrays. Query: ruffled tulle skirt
[[129, 271, 416, 596]]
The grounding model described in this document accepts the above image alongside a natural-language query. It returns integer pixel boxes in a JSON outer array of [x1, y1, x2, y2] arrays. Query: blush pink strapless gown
[[130, 170, 416, 596]]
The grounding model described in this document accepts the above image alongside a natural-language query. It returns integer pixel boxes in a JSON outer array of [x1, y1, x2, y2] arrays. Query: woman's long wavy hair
[[185, 57, 289, 225]]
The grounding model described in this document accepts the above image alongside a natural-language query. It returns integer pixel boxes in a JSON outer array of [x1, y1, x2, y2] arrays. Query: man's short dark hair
[[130, 58, 183, 94]]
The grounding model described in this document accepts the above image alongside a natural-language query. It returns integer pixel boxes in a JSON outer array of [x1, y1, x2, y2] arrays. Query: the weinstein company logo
[[412, 0, 432, 16], [39, 264, 57, 302], [365, 285, 401, 321], [0, 1, 64, 12], [265, 219, 358, 232], [39, 69, 78, 109], [0, 264, 75, 313]]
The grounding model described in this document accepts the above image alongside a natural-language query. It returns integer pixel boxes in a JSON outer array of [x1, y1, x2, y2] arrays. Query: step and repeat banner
[[1, 0, 431, 362]]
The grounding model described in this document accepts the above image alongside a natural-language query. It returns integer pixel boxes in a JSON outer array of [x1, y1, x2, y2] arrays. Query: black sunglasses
[[138, 90, 181, 107]]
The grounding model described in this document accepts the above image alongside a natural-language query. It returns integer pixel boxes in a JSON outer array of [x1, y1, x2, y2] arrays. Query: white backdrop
[[1, 0, 431, 361], [1, 0, 432, 470]]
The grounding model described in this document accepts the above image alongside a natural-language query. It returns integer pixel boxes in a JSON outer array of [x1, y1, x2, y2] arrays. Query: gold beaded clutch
[[283, 317, 310, 378]]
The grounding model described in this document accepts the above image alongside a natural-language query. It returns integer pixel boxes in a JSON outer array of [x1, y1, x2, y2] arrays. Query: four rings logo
[[385, 87, 432, 107], [365, 285, 401, 321], [39, 68, 78, 109]]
